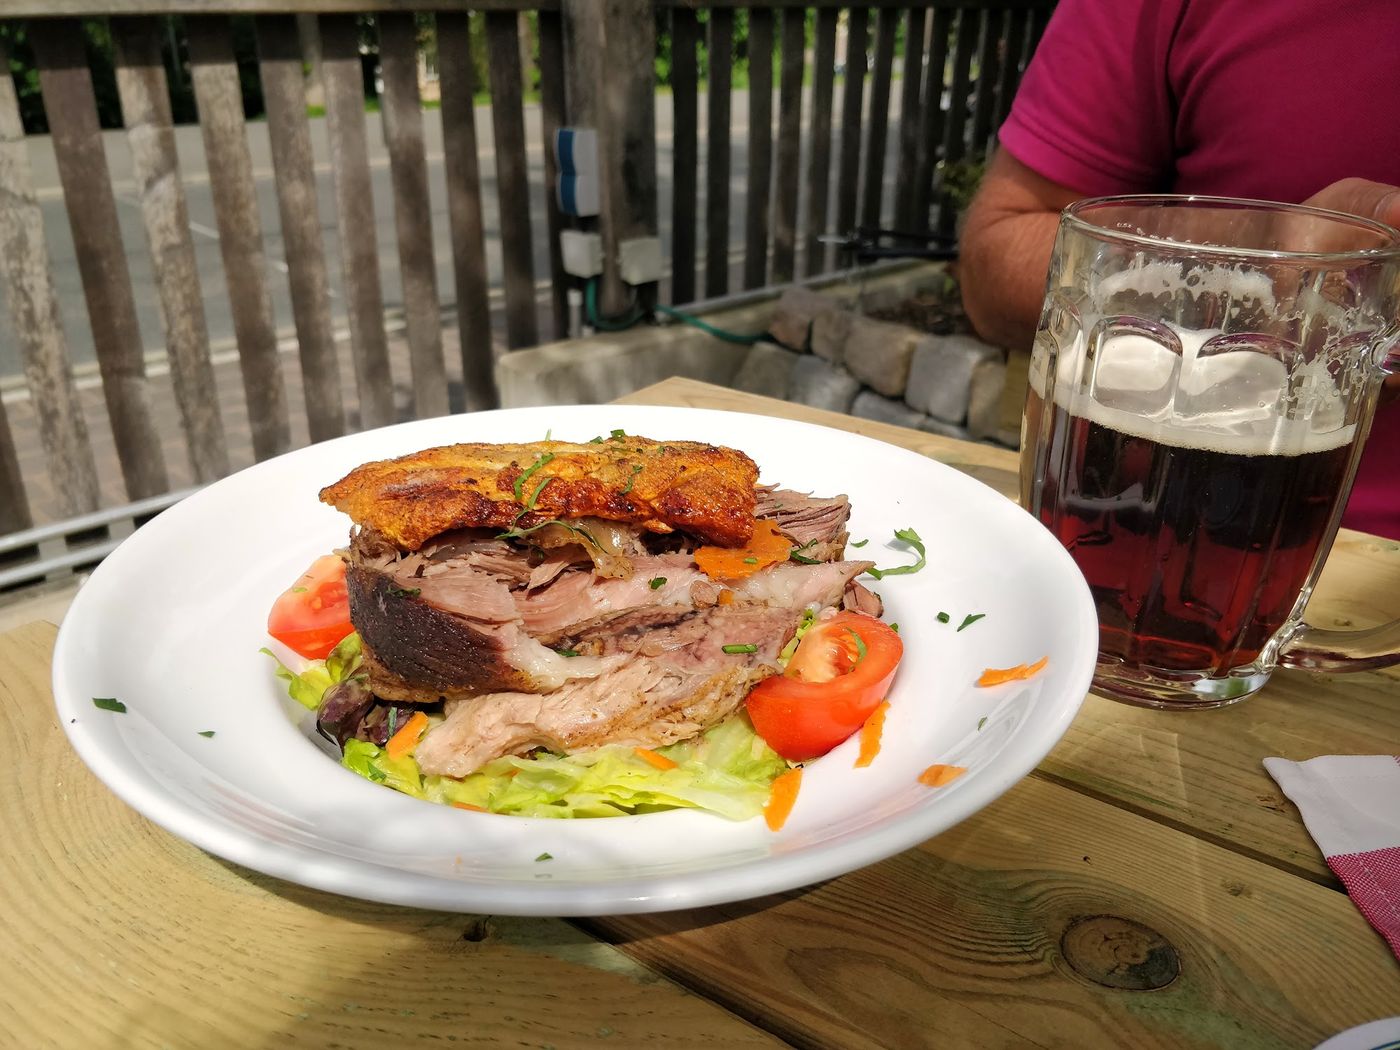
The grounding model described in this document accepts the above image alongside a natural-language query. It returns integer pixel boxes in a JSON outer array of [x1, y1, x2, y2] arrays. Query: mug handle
[[1277, 621, 1400, 672]]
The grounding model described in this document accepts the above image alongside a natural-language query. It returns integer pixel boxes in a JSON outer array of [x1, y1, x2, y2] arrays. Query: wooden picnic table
[[3, 377, 1397, 1048]]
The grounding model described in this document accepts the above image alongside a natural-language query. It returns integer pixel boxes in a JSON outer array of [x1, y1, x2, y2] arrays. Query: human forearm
[[958, 209, 1064, 352]]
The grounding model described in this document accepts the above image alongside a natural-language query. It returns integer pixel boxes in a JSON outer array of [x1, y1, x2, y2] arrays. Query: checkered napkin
[[1263, 755, 1400, 960]]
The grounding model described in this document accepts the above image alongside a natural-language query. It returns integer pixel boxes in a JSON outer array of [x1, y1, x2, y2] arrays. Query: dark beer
[[1022, 388, 1356, 674]]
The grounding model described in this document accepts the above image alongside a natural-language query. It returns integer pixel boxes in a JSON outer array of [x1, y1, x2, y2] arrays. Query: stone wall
[[496, 262, 1019, 449]]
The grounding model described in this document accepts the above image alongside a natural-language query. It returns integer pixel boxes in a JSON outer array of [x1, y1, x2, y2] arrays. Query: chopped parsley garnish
[[621, 463, 643, 495], [649, 577, 667, 590], [722, 643, 758, 654], [365, 763, 387, 783], [536, 852, 553, 862], [936, 611, 950, 624], [198, 730, 216, 738], [850, 539, 868, 548], [865, 527, 927, 580], [388, 587, 421, 599], [743, 556, 758, 565], [609, 429, 626, 440], [555, 648, 580, 657], [957, 613, 986, 632], [387, 707, 398, 738], [789, 539, 820, 564], [977, 716, 988, 731], [92, 697, 126, 713], [544, 428, 552, 440], [513, 452, 555, 500], [588, 435, 605, 444], [291, 586, 307, 593], [890, 622, 899, 633]]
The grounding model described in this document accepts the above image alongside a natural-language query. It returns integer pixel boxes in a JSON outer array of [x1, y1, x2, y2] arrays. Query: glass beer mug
[[1021, 195, 1400, 708]]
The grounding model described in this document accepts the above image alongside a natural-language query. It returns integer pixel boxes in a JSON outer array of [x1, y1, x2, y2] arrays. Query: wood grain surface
[[0, 621, 782, 1050]]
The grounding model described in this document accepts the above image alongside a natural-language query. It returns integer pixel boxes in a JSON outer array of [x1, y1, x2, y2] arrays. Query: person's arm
[[957, 150, 1084, 352]]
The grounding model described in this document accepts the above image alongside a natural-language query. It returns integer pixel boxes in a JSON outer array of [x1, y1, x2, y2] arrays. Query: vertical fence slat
[[859, 7, 898, 231], [486, 12, 538, 349], [255, 15, 346, 443], [704, 8, 733, 298], [742, 7, 773, 290], [319, 13, 394, 431], [940, 7, 979, 172], [834, 6, 868, 245], [802, 6, 838, 276], [770, 7, 804, 284], [436, 12, 497, 410], [894, 6, 928, 231], [30, 18, 168, 501], [992, 7, 1027, 137], [1026, 6, 1051, 60], [669, 7, 699, 304], [968, 8, 1004, 159], [0, 37, 98, 519], [377, 12, 448, 420], [537, 10, 569, 337], [111, 16, 228, 483], [915, 7, 952, 227], [186, 16, 290, 463]]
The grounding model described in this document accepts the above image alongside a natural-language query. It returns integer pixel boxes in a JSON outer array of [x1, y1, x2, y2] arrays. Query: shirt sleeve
[[997, 0, 1183, 195]]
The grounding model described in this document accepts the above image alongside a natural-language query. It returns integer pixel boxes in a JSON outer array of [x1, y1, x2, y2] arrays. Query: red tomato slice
[[746, 611, 903, 762], [267, 555, 354, 660]]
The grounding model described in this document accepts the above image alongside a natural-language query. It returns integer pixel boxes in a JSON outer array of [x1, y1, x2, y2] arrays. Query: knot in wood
[[1060, 915, 1180, 990]]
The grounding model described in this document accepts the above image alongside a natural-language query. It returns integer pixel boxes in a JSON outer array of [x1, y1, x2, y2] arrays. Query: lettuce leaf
[[340, 713, 788, 821], [261, 633, 362, 711]]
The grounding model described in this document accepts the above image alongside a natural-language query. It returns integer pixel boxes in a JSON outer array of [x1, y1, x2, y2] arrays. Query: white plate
[[53, 405, 1097, 915]]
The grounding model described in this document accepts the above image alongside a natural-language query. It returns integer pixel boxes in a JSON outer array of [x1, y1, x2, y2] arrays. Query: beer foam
[[1030, 327, 1356, 457], [1096, 261, 1278, 314]]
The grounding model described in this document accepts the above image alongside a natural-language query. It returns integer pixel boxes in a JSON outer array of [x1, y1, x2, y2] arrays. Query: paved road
[[0, 85, 911, 382]]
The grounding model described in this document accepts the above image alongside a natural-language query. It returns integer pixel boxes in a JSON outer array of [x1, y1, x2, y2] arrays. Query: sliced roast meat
[[756, 486, 851, 560], [842, 579, 884, 618], [414, 605, 795, 777]]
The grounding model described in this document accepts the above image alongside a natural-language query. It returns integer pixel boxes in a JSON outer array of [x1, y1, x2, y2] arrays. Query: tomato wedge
[[746, 611, 903, 762], [267, 555, 354, 660]]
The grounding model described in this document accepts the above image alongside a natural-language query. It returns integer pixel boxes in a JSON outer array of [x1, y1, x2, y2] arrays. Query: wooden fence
[[0, 0, 1051, 554]]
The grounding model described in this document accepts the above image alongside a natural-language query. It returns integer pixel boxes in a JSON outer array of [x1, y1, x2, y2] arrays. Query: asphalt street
[[0, 85, 910, 382]]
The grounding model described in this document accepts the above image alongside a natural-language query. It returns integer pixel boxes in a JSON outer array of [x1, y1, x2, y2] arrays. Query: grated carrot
[[634, 747, 678, 771], [918, 763, 967, 788], [452, 802, 487, 812], [764, 767, 803, 831], [694, 519, 796, 580], [975, 655, 1049, 688], [386, 710, 429, 759], [854, 701, 890, 768]]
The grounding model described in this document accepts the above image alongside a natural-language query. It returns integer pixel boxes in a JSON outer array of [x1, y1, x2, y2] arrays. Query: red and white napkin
[[1263, 755, 1400, 960]]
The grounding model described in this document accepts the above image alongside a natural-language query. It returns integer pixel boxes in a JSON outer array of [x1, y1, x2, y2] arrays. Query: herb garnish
[[536, 852, 553, 862], [365, 763, 387, 783], [936, 611, 950, 624], [388, 587, 421, 598], [609, 429, 626, 440], [555, 648, 580, 657], [513, 452, 555, 499], [722, 643, 758, 654], [977, 716, 988, 731], [865, 527, 927, 580], [198, 730, 216, 738], [387, 707, 398, 739], [957, 613, 986, 632], [850, 539, 868, 548], [845, 627, 868, 665], [789, 539, 820, 564], [649, 577, 667, 590], [588, 435, 605, 444], [890, 622, 899, 633], [291, 586, 307, 593], [92, 697, 126, 713], [621, 463, 643, 495], [743, 556, 758, 565]]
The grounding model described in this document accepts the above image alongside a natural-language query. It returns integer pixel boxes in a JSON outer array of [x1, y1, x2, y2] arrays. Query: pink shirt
[[1000, 0, 1400, 539]]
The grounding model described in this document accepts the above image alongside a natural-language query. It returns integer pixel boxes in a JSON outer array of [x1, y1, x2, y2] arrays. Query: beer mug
[[1021, 195, 1400, 708]]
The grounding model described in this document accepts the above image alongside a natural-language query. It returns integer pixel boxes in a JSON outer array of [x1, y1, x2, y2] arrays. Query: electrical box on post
[[618, 237, 664, 284], [559, 230, 604, 278]]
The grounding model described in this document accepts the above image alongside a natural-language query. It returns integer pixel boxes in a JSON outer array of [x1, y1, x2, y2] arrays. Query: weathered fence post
[[562, 0, 659, 317]]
